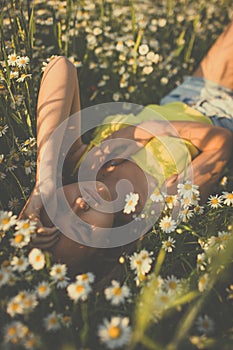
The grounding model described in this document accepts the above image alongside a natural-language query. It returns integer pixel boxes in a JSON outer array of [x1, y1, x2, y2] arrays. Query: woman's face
[[56, 181, 114, 247]]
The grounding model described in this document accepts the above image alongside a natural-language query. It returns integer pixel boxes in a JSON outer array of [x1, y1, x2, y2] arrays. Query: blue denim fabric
[[160, 76, 233, 133]]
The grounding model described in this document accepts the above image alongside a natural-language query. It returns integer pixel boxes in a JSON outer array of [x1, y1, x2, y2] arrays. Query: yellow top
[[72, 102, 212, 185]]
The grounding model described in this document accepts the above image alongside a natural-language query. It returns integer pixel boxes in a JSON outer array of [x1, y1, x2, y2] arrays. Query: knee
[[44, 56, 76, 74]]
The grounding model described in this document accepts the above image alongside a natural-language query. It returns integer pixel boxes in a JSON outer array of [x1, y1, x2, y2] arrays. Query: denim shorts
[[160, 76, 233, 133]]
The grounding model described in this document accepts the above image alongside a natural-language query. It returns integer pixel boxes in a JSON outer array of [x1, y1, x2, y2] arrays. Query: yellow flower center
[[128, 199, 133, 206], [24, 161, 30, 167], [49, 318, 57, 326], [35, 255, 42, 262], [227, 193, 233, 199], [39, 285, 47, 293], [202, 320, 209, 329], [14, 234, 24, 243], [113, 287, 122, 296], [160, 295, 169, 303], [76, 285, 84, 293], [211, 198, 218, 204], [23, 222, 30, 229], [12, 302, 20, 311], [169, 281, 177, 289], [81, 274, 88, 281], [184, 183, 192, 190], [164, 222, 171, 228], [165, 241, 171, 247], [2, 217, 10, 225], [8, 327, 17, 335], [108, 326, 121, 339], [135, 259, 142, 266]]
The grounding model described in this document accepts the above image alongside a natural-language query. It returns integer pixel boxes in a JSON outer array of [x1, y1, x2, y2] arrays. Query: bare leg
[[193, 21, 233, 90]]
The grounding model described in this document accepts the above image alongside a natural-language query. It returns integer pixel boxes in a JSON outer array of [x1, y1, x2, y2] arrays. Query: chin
[[40, 206, 97, 277]]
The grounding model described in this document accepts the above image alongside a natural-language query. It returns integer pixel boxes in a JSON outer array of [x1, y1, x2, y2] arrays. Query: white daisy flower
[[129, 249, 153, 275], [159, 216, 177, 233], [123, 192, 139, 214], [24, 160, 35, 175], [196, 253, 208, 271], [3, 321, 27, 344], [222, 191, 233, 206], [10, 230, 31, 248], [98, 316, 131, 349], [162, 236, 176, 252], [36, 281, 51, 299], [7, 298, 24, 317], [0, 124, 9, 137], [196, 314, 215, 335], [150, 188, 164, 203], [142, 66, 153, 75], [194, 205, 204, 215], [154, 289, 175, 311], [76, 272, 95, 285], [11, 255, 29, 272], [207, 194, 223, 208], [28, 248, 45, 270], [23, 332, 38, 349], [179, 208, 194, 222], [67, 280, 92, 302], [8, 197, 20, 211], [139, 44, 149, 55], [44, 311, 61, 331], [10, 71, 19, 79], [163, 275, 181, 293], [0, 211, 17, 231], [7, 53, 18, 66], [16, 56, 30, 68], [164, 194, 178, 209], [198, 273, 209, 292], [208, 231, 231, 251], [50, 264, 67, 282], [177, 181, 199, 199], [16, 73, 32, 82], [104, 280, 130, 305], [19, 292, 38, 314], [15, 219, 37, 236]]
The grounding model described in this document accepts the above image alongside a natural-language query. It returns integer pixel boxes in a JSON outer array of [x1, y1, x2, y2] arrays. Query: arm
[[20, 57, 85, 247]]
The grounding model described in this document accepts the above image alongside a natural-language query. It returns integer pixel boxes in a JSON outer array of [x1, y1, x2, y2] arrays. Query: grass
[[0, 0, 233, 349]]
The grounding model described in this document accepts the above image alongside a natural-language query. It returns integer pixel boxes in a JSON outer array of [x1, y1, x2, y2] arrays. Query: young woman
[[20, 22, 233, 284]]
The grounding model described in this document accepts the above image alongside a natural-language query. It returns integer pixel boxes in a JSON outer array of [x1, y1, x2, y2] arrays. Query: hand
[[19, 184, 60, 249]]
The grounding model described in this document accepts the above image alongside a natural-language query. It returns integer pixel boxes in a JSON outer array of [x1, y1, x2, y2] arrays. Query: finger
[[37, 226, 58, 236], [29, 236, 60, 250]]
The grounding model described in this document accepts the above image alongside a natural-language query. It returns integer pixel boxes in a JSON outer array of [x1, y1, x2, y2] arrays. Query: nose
[[72, 197, 90, 213]]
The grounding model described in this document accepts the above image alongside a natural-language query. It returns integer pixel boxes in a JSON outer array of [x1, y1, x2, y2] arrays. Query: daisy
[[177, 181, 199, 199], [10, 71, 19, 79], [129, 249, 153, 275], [16, 56, 30, 68], [208, 231, 231, 251], [222, 191, 233, 206], [36, 281, 51, 299], [8, 197, 20, 211], [50, 264, 67, 282], [67, 280, 92, 301], [207, 194, 223, 208], [154, 290, 174, 311], [3, 321, 27, 344], [159, 216, 177, 233], [7, 53, 18, 66], [15, 219, 37, 236], [139, 44, 149, 55], [104, 280, 130, 305], [0, 211, 17, 231], [0, 124, 9, 137], [23, 332, 38, 349], [162, 236, 176, 252], [7, 298, 24, 317], [16, 73, 32, 82], [11, 255, 29, 272], [196, 253, 207, 271], [198, 273, 209, 292], [194, 205, 204, 215], [150, 188, 164, 203], [163, 275, 181, 293], [164, 195, 178, 209], [76, 272, 95, 285], [98, 316, 131, 349], [28, 248, 45, 270], [123, 192, 139, 214], [10, 230, 30, 248], [196, 314, 215, 335], [179, 208, 194, 222], [24, 160, 35, 175], [44, 311, 61, 331]]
